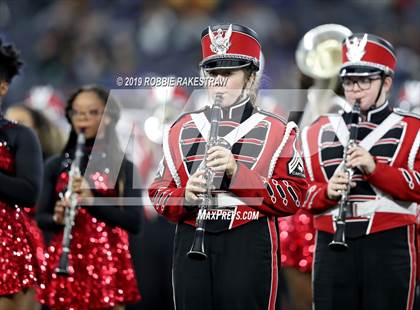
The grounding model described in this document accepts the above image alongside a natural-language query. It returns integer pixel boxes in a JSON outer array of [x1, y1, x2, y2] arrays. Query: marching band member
[[280, 24, 351, 310], [301, 33, 420, 310], [149, 24, 308, 310], [0, 39, 44, 310], [37, 85, 142, 309]]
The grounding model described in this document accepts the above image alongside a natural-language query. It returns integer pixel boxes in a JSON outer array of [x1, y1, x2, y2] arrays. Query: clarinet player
[[301, 33, 420, 310], [148, 23, 308, 310], [37, 85, 142, 309]]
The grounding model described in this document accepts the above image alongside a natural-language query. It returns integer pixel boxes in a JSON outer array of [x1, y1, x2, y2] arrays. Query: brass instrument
[[295, 24, 352, 127]]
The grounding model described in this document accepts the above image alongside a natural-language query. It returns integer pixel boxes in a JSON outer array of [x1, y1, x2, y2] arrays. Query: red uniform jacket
[[301, 103, 420, 236], [149, 100, 308, 231]]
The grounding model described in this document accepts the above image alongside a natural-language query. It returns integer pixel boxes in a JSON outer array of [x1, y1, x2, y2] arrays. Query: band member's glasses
[[342, 76, 381, 91]]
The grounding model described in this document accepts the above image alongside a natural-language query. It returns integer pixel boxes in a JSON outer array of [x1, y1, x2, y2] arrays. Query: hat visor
[[201, 59, 253, 71], [340, 66, 382, 77]]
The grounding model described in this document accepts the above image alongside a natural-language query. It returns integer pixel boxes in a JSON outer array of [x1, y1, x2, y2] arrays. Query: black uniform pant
[[313, 225, 417, 310], [173, 217, 281, 310]]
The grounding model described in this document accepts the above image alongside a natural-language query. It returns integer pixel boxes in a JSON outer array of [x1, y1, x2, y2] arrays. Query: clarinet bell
[[187, 227, 207, 260], [55, 266, 70, 276], [328, 240, 348, 251], [328, 220, 348, 251], [55, 248, 71, 276]]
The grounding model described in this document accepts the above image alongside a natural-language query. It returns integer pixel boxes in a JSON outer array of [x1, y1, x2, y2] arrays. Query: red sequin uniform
[[0, 141, 44, 295], [38, 169, 140, 309], [279, 211, 315, 273]]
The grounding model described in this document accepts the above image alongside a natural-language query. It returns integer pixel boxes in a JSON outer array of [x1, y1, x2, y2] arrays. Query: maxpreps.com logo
[[197, 209, 259, 221]]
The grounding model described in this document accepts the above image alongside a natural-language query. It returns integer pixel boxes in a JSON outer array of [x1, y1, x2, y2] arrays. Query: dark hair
[[7, 105, 64, 159], [0, 38, 23, 83], [63, 85, 121, 152], [65, 85, 121, 124], [63, 85, 125, 194]]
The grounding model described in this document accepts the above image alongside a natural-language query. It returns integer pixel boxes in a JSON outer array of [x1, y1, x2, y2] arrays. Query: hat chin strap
[[372, 74, 385, 107]]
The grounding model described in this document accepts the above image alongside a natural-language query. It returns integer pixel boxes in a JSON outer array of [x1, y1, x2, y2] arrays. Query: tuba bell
[[295, 24, 352, 127]]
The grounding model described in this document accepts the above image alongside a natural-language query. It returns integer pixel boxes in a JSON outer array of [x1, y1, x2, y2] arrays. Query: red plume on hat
[[340, 33, 396, 77], [200, 24, 261, 71]]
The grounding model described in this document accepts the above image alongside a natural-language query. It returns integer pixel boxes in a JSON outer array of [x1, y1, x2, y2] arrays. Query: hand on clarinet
[[206, 146, 237, 176], [71, 176, 94, 206], [185, 146, 237, 204], [185, 169, 206, 203], [346, 145, 376, 175], [53, 198, 69, 225], [327, 171, 356, 200]]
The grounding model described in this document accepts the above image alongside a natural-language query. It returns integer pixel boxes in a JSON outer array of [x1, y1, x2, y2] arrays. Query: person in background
[[6, 104, 65, 275], [37, 85, 142, 310], [0, 38, 44, 310], [5, 105, 64, 160]]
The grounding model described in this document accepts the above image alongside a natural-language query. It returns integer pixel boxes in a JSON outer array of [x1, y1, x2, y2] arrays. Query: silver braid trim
[[268, 122, 298, 178], [301, 126, 314, 181], [408, 131, 420, 170], [341, 60, 393, 75], [163, 128, 181, 187]]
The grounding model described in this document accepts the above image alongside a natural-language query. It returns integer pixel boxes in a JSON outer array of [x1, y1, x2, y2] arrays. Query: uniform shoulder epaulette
[[170, 106, 209, 128], [257, 109, 287, 124], [393, 108, 420, 120]]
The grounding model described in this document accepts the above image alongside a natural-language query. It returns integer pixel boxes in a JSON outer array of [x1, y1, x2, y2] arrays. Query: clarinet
[[329, 99, 360, 251], [55, 130, 86, 275], [187, 93, 228, 260]]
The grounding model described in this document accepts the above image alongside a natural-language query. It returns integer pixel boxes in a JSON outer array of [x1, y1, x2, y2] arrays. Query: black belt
[[205, 207, 236, 233], [345, 220, 370, 238], [342, 202, 370, 238]]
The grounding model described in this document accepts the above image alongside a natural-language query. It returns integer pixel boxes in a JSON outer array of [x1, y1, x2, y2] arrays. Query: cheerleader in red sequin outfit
[[0, 39, 44, 310], [37, 86, 142, 309]]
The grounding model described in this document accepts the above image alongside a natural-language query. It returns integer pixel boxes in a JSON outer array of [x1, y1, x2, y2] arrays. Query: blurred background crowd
[[2, 0, 420, 103], [1, 0, 419, 309]]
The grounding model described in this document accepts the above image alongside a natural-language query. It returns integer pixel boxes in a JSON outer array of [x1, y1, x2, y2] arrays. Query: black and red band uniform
[[149, 24, 308, 310], [301, 33, 420, 310]]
